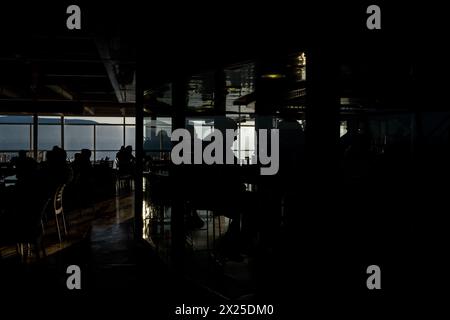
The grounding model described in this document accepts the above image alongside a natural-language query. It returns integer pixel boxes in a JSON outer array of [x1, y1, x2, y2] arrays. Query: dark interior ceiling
[[0, 1, 448, 115], [1, 2, 136, 116]]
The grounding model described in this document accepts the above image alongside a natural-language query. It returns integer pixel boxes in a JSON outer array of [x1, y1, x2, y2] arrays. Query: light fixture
[[261, 74, 285, 79]]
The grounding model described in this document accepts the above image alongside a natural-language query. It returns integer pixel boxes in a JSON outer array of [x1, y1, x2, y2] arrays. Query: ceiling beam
[[0, 86, 21, 98], [96, 38, 124, 103], [45, 85, 75, 100], [0, 57, 135, 64], [45, 74, 108, 78]]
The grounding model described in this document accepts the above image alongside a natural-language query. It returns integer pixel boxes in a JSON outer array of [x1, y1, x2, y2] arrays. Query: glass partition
[[0, 115, 136, 163], [0, 116, 33, 163]]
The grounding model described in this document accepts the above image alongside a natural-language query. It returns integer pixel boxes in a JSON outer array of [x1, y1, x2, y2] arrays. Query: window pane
[[144, 83, 172, 112], [65, 116, 123, 124], [186, 118, 213, 140], [125, 126, 135, 148], [38, 125, 61, 150], [187, 73, 214, 111], [0, 124, 31, 150], [96, 126, 123, 150], [65, 125, 94, 150], [125, 117, 136, 125], [225, 62, 256, 114], [232, 125, 256, 164], [65, 117, 98, 125], [0, 115, 33, 124], [39, 116, 61, 124]]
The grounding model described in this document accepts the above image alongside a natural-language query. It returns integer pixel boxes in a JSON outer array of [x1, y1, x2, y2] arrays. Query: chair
[[116, 173, 134, 194], [19, 197, 51, 261], [0, 197, 51, 262], [54, 184, 68, 245]]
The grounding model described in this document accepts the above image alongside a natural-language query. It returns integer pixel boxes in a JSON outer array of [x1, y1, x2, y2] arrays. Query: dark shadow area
[[1, 1, 448, 318]]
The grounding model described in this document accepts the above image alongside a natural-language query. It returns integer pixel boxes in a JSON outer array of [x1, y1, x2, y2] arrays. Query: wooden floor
[[0, 193, 134, 261], [1, 189, 252, 302]]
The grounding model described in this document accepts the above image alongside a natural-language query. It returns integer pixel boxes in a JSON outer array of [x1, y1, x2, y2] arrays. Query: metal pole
[[134, 51, 144, 240], [33, 114, 38, 160], [61, 115, 65, 150], [93, 124, 97, 162]]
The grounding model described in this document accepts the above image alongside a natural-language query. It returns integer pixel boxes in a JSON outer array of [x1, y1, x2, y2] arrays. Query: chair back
[[13, 197, 51, 242], [54, 184, 65, 216]]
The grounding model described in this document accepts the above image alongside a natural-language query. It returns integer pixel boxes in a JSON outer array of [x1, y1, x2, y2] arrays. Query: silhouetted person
[[116, 146, 126, 168], [70, 150, 91, 185], [80, 149, 93, 174], [70, 149, 94, 209], [340, 121, 372, 179], [278, 111, 305, 189], [269, 111, 306, 247], [125, 145, 135, 161], [184, 124, 206, 230], [210, 117, 247, 260], [143, 128, 159, 160], [385, 127, 410, 169], [117, 145, 135, 176], [71, 152, 82, 180], [41, 146, 72, 196], [11, 150, 37, 182]]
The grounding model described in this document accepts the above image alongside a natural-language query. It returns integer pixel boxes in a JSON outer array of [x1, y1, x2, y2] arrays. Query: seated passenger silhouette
[[41, 146, 73, 196], [117, 145, 135, 176], [11, 150, 37, 182], [278, 111, 305, 190], [184, 124, 205, 230], [340, 121, 372, 179], [209, 117, 247, 261]]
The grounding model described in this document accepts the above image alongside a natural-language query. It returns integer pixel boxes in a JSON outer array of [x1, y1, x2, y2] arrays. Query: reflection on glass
[[340, 121, 348, 137], [144, 117, 172, 161], [186, 118, 213, 140], [232, 123, 256, 164], [187, 73, 214, 110], [225, 62, 256, 114]]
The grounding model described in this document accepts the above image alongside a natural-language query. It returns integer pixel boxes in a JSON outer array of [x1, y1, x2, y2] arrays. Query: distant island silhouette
[[0, 116, 98, 125]]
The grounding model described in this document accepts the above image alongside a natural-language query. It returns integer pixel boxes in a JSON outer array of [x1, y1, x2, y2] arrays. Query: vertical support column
[[305, 46, 340, 186], [33, 113, 38, 160], [254, 58, 281, 250], [214, 68, 226, 116], [32, 62, 39, 161], [172, 78, 187, 130], [134, 56, 144, 240], [93, 125, 97, 162], [61, 115, 65, 150], [123, 116, 126, 147], [171, 76, 187, 269], [29, 124, 33, 155], [303, 45, 341, 291]]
